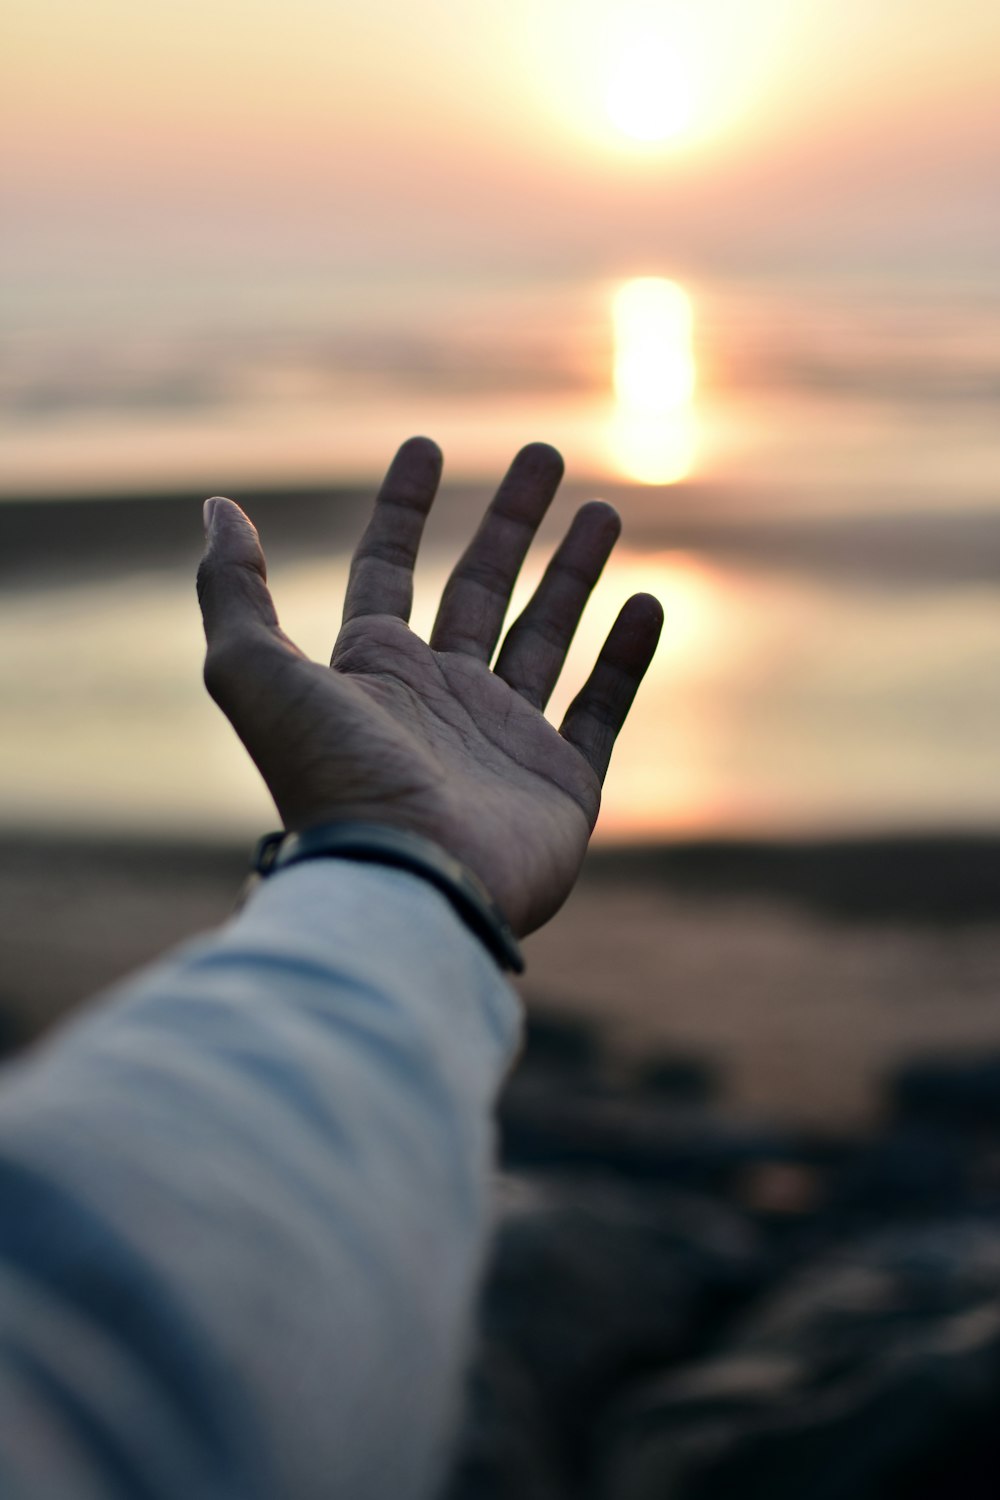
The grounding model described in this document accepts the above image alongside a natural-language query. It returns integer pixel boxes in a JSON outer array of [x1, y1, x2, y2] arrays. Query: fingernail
[[203, 497, 220, 533]]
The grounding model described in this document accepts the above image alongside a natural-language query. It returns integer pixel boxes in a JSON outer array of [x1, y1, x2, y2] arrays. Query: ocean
[[2, 265, 1000, 842]]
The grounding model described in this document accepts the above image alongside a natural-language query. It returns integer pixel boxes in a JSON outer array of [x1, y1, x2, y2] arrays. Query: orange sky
[[3, 0, 999, 275]]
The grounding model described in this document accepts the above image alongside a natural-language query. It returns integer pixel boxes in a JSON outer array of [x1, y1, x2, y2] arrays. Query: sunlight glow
[[610, 277, 697, 484]]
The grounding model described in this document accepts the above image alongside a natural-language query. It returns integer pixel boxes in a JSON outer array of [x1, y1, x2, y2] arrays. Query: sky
[[4, 0, 999, 281]]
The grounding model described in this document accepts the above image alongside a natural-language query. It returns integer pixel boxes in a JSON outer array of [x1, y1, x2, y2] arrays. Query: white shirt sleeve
[[0, 860, 522, 1500]]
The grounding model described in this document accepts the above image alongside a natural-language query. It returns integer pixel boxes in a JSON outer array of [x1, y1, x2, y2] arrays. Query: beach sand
[[6, 831, 1000, 1130]]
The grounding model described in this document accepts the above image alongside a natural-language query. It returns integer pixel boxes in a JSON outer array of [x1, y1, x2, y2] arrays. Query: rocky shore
[[5, 830, 1000, 1495], [448, 1014, 1000, 1498]]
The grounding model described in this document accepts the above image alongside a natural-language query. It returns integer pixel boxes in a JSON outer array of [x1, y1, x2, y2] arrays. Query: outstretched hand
[[197, 438, 662, 936]]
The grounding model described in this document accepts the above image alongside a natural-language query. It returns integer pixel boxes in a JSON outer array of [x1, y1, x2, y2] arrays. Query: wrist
[[252, 821, 525, 975]]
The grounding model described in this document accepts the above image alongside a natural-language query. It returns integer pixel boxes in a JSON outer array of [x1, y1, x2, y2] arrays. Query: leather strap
[[251, 822, 525, 974]]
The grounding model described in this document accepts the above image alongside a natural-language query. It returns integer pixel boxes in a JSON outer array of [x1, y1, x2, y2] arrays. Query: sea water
[[2, 266, 999, 840]]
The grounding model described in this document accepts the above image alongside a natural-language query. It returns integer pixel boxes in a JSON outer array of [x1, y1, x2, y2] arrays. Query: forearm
[[0, 862, 520, 1500]]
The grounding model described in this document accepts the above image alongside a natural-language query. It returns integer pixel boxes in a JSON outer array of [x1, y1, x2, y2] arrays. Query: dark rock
[[0, 1004, 30, 1060], [827, 1123, 971, 1219], [440, 1342, 567, 1500], [498, 1080, 811, 1190], [634, 1054, 717, 1106], [891, 1055, 1000, 1131], [463, 1173, 766, 1486], [594, 1219, 1000, 1500], [517, 1012, 605, 1081]]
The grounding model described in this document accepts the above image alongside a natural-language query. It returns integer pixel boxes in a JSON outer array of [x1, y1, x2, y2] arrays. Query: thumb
[[197, 496, 279, 645]]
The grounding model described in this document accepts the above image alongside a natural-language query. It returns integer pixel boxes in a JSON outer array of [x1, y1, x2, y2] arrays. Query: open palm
[[197, 438, 662, 935]]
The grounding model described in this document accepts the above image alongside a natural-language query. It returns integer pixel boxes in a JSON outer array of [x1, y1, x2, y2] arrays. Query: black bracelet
[[250, 822, 525, 975]]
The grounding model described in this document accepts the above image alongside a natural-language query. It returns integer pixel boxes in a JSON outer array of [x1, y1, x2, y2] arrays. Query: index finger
[[341, 436, 443, 626]]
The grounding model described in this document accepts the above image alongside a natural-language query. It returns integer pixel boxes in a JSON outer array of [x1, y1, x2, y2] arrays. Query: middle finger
[[429, 442, 564, 660]]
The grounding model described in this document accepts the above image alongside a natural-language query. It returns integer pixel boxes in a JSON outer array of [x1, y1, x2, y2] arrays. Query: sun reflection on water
[[610, 276, 697, 485]]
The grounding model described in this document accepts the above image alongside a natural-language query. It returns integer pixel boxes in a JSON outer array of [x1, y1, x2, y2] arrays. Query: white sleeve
[[0, 860, 522, 1500]]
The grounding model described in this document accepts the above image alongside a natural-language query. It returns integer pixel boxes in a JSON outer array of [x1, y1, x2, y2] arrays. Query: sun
[[605, 30, 696, 144]]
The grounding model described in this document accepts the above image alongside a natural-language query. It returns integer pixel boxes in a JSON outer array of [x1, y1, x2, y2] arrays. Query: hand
[[197, 438, 662, 935]]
